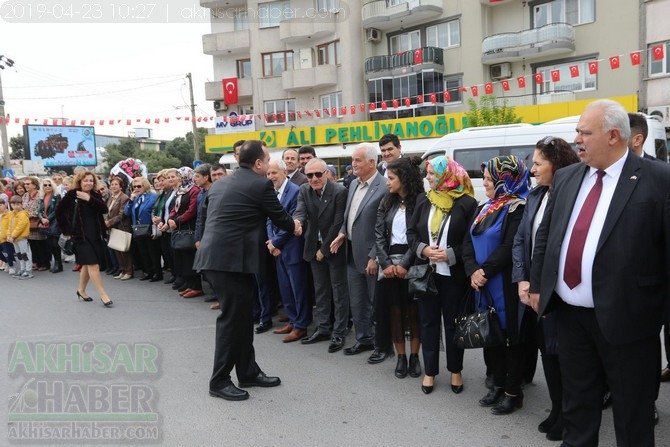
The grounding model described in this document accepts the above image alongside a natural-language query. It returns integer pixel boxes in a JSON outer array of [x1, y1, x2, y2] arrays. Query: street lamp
[[0, 55, 15, 171]]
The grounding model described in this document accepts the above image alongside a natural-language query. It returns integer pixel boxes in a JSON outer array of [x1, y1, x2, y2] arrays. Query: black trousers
[[205, 271, 261, 390], [557, 302, 658, 447]]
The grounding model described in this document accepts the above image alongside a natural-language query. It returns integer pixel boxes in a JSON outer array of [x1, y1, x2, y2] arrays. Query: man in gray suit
[[331, 143, 387, 361], [283, 148, 308, 185], [194, 140, 301, 402], [293, 158, 350, 353]]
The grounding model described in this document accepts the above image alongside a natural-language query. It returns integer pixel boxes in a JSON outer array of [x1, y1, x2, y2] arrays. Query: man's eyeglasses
[[305, 170, 326, 179]]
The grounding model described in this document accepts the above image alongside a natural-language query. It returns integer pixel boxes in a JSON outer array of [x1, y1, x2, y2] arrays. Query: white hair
[[355, 143, 379, 162], [270, 159, 287, 171]]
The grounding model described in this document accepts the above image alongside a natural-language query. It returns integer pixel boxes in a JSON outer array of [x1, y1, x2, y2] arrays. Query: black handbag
[[407, 264, 438, 297], [171, 229, 195, 250], [131, 224, 152, 238], [58, 234, 75, 256], [454, 288, 505, 349], [39, 219, 61, 237]]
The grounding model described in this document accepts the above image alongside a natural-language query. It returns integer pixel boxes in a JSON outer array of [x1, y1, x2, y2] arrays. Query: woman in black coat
[[56, 171, 113, 307]]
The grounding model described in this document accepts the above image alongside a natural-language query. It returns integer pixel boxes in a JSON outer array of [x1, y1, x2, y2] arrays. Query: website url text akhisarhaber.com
[[8, 421, 159, 441]]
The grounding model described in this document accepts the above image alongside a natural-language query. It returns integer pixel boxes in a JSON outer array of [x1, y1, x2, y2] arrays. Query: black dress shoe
[[538, 409, 560, 433], [139, 274, 152, 281], [394, 354, 408, 378], [149, 275, 163, 282], [479, 387, 504, 407], [209, 383, 249, 401], [328, 336, 345, 353], [164, 275, 175, 284], [368, 349, 391, 364], [421, 385, 433, 394], [238, 372, 281, 388], [344, 342, 374, 356], [491, 393, 523, 415], [171, 279, 185, 290], [408, 353, 422, 378], [546, 416, 564, 441], [301, 331, 331, 345], [255, 322, 273, 334]]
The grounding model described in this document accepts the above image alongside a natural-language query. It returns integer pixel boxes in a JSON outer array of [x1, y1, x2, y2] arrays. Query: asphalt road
[[1, 266, 668, 446]]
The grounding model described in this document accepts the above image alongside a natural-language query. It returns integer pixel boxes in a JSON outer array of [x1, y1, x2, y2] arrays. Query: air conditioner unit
[[213, 101, 228, 112], [647, 105, 670, 127], [366, 28, 381, 43], [490, 62, 512, 80]]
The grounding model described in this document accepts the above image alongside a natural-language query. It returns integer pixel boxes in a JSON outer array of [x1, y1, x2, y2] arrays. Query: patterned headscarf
[[473, 155, 530, 229], [426, 156, 474, 240], [177, 167, 194, 189]]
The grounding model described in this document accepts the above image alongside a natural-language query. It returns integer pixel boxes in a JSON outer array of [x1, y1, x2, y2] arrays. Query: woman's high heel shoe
[[76, 290, 92, 302], [451, 372, 464, 394], [100, 297, 113, 307], [421, 376, 434, 394]]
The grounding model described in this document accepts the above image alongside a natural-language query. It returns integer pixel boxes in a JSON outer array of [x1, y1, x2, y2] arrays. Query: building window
[[317, 0, 340, 13], [535, 60, 597, 94], [317, 40, 341, 65], [262, 51, 293, 77], [444, 76, 463, 104], [426, 19, 460, 49], [259, 1, 291, 29], [389, 30, 421, 53], [320, 92, 343, 117], [237, 59, 252, 79], [649, 43, 670, 76], [234, 11, 249, 31], [533, 0, 594, 27], [264, 99, 296, 124]]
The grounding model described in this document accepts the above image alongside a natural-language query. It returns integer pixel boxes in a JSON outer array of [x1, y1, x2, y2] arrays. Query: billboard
[[23, 125, 97, 167]]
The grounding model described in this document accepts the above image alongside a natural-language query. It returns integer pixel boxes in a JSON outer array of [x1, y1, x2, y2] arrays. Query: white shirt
[[556, 152, 627, 308], [390, 207, 408, 245], [275, 178, 288, 202]]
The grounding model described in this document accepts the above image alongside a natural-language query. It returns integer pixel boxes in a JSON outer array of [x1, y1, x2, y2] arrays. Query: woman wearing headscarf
[[512, 137, 580, 440], [407, 156, 478, 394], [167, 167, 202, 298], [462, 155, 530, 415], [37, 177, 62, 273], [22, 176, 51, 271]]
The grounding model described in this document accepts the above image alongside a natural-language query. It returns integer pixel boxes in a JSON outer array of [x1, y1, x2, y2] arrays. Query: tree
[[465, 95, 522, 127], [9, 134, 24, 159]]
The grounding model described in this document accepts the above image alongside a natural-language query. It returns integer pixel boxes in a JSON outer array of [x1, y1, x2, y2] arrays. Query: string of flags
[[0, 46, 664, 127]]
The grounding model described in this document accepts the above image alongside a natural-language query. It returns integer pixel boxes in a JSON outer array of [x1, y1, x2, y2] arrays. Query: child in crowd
[[7, 195, 33, 279], [0, 194, 17, 274]]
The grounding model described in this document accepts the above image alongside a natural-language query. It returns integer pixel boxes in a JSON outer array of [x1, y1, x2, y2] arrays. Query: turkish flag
[[360, 103, 366, 112], [126, 119, 132, 125], [630, 51, 641, 66], [305, 110, 312, 117], [323, 108, 330, 116], [341, 106, 347, 115], [430, 93, 437, 104], [443, 91, 450, 102], [517, 76, 526, 88], [381, 101, 388, 110], [404, 97, 411, 107], [279, 112, 285, 121], [569, 65, 580, 77], [369, 103, 376, 111], [551, 69, 561, 82], [413, 48, 423, 64], [484, 83, 493, 95], [471, 86, 479, 97], [588, 61, 598, 74], [392, 99, 399, 108], [222, 78, 238, 105], [315, 109, 321, 118], [652, 44, 665, 61], [501, 80, 510, 91], [534, 73, 544, 84], [297, 111, 302, 119], [417, 94, 424, 103], [350, 105, 356, 114], [609, 55, 620, 70], [331, 107, 337, 116], [458, 87, 467, 92]]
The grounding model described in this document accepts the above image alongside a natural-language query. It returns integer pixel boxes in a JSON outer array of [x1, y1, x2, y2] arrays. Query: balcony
[[204, 78, 252, 102], [364, 46, 443, 79], [362, 0, 443, 31], [279, 16, 337, 43], [282, 65, 338, 92], [199, 0, 246, 8], [482, 23, 575, 64], [480, 0, 516, 5], [202, 30, 250, 56]]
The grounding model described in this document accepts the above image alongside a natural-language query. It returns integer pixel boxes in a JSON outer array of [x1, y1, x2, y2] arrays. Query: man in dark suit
[[283, 149, 308, 185], [377, 133, 402, 176], [265, 159, 309, 343], [293, 158, 350, 353], [529, 99, 670, 446], [331, 143, 388, 362], [194, 140, 301, 402]]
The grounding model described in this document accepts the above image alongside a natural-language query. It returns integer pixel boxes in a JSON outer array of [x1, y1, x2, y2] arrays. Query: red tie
[[563, 170, 605, 289]]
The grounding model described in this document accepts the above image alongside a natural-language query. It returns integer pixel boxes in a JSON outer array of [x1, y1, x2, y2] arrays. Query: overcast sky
[[1, 14, 214, 142]]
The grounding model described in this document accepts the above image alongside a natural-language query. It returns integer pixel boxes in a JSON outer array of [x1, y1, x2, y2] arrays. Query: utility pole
[[0, 55, 13, 171], [186, 73, 200, 160]]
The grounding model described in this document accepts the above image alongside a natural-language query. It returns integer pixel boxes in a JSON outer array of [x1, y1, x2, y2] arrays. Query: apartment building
[[202, 0, 668, 162]]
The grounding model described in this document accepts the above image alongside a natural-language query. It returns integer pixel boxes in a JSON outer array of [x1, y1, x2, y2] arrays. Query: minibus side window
[[453, 148, 501, 179]]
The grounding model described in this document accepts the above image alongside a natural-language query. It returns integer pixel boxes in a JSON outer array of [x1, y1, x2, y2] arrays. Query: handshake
[[293, 219, 302, 237]]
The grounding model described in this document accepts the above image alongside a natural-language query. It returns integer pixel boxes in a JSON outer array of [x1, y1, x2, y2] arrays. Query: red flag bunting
[[315, 109, 321, 117], [534, 72, 543, 84], [501, 79, 510, 91], [341, 106, 347, 115], [609, 55, 620, 70], [404, 98, 411, 107], [551, 69, 561, 82], [413, 48, 422, 64], [381, 101, 387, 110], [297, 111, 302, 119], [652, 44, 665, 61], [443, 91, 450, 102], [588, 61, 598, 74], [417, 94, 424, 104], [369, 103, 376, 111], [360, 104, 366, 112], [458, 87, 467, 92], [630, 51, 641, 66], [484, 83, 493, 95], [569, 65, 580, 78], [431, 93, 437, 104], [350, 105, 356, 114], [517, 76, 526, 88], [331, 107, 336, 116], [392, 99, 399, 108], [471, 86, 479, 97]]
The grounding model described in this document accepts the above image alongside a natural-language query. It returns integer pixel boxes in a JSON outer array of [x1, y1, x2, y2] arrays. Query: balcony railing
[[481, 23, 575, 64], [362, 0, 443, 30], [202, 29, 250, 56], [365, 46, 443, 74]]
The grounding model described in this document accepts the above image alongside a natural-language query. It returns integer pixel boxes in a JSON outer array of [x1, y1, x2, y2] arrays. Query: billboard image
[[24, 125, 97, 167]]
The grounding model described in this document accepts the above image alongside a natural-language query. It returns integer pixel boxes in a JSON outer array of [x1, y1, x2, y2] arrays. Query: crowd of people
[[2, 99, 669, 446]]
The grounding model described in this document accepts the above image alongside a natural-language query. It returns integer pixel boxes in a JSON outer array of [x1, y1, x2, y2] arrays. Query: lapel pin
[[630, 175, 638, 180]]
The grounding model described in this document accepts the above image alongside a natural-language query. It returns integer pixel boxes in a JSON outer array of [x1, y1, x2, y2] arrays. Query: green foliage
[[9, 134, 24, 159], [465, 95, 522, 127]]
